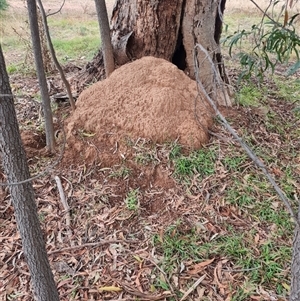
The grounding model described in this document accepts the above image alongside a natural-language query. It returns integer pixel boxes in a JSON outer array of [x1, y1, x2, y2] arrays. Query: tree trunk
[[84, 0, 231, 105], [36, 0, 76, 111], [0, 46, 59, 301], [110, 0, 184, 64], [184, 0, 230, 105], [27, 0, 55, 152], [94, 0, 115, 76]]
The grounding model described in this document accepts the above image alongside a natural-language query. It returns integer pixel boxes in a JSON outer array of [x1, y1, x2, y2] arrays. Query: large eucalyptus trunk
[[85, 0, 230, 105], [110, 0, 183, 64]]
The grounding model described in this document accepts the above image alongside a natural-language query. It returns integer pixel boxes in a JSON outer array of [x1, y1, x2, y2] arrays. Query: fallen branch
[[54, 175, 74, 246]]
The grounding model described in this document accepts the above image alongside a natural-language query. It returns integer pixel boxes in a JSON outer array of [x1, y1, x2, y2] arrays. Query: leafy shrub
[[223, 1, 300, 81]]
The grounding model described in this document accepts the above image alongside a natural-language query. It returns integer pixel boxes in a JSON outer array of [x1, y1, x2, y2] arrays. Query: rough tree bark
[[0, 45, 59, 301], [85, 0, 230, 105], [110, 0, 184, 64], [94, 0, 115, 76], [27, 0, 55, 151]]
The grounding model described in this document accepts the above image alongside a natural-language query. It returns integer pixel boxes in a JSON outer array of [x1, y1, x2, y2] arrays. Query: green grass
[[125, 189, 140, 211], [222, 152, 248, 172], [172, 147, 216, 181], [153, 216, 291, 299], [1, 10, 100, 67], [273, 77, 300, 103], [153, 221, 202, 275], [236, 83, 266, 106], [48, 18, 100, 61], [157, 122, 294, 298], [52, 36, 99, 62]]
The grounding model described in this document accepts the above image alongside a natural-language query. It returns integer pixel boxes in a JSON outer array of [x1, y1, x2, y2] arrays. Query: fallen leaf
[[99, 286, 122, 292], [188, 258, 215, 274]]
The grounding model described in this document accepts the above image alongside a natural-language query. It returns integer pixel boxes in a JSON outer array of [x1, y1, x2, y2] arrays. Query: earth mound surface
[[65, 56, 213, 164]]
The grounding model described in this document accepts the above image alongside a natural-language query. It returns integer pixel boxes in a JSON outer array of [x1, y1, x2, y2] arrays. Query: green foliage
[[223, 2, 300, 81], [0, 0, 8, 11]]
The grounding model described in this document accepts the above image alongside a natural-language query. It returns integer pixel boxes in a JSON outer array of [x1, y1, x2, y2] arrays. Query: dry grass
[[226, 0, 300, 12], [1, 0, 115, 66]]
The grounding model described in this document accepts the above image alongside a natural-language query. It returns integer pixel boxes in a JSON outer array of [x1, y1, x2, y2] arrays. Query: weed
[[125, 189, 139, 211], [273, 77, 300, 103], [153, 221, 202, 274], [172, 148, 216, 181], [109, 166, 131, 179], [169, 142, 182, 160], [236, 83, 265, 106]]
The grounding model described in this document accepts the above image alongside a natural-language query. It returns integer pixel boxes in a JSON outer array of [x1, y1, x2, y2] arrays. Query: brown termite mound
[[64, 56, 213, 165]]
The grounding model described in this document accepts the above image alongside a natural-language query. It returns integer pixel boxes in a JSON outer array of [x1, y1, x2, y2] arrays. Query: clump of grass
[[109, 166, 131, 179], [273, 77, 300, 103], [124, 189, 140, 211], [153, 221, 202, 275], [172, 148, 216, 181], [236, 83, 266, 106]]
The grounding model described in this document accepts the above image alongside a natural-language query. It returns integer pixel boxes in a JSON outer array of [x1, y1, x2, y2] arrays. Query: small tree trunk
[[27, 0, 55, 152], [94, 0, 115, 76], [36, 0, 76, 111], [0, 45, 59, 301]]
